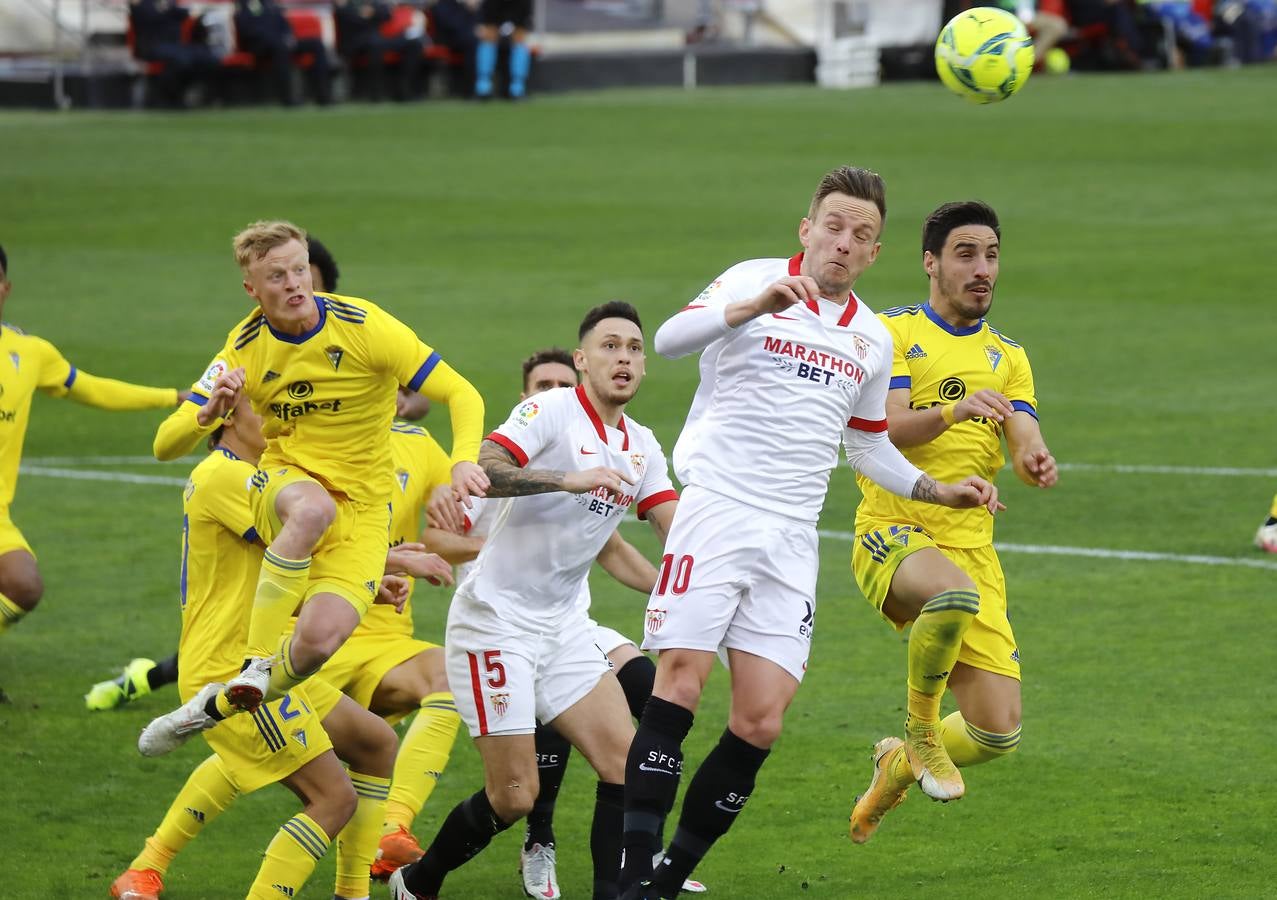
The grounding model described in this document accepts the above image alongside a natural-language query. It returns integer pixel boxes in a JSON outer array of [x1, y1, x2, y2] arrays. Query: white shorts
[[446, 591, 612, 737], [590, 621, 635, 658], [641, 485, 818, 682]]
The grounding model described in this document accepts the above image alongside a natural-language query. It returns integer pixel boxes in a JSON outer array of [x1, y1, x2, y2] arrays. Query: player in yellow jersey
[[848, 201, 1057, 840], [0, 243, 187, 637], [113, 394, 402, 900], [139, 220, 487, 756]]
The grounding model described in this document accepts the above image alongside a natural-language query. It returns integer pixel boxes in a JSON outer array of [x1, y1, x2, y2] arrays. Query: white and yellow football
[[935, 6, 1035, 104]]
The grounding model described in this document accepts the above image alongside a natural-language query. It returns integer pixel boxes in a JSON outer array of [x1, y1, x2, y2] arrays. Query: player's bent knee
[[284, 500, 336, 543], [727, 712, 784, 749], [0, 570, 43, 610], [490, 786, 536, 824]]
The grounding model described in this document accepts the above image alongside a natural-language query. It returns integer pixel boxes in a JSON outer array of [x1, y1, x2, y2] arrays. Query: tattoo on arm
[[478, 440, 566, 497], [911, 474, 940, 504]]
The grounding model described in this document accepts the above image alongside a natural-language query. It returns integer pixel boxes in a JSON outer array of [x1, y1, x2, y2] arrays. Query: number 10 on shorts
[[655, 554, 694, 596]]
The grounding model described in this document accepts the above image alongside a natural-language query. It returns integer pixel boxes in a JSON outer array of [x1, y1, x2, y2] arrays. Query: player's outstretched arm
[[885, 387, 1017, 449], [153, 367, 245, 461], [596, 530, 659, 594], [413, 359, 489, 501], [61, 370, 180, 411], [1004, 411, 1057, 489], [478, 439, 634, 500], [845, 426, 1003, 515], [653, 276, 820, 359], [911, 473, 1004, 514], [384, 542, 454, 587]]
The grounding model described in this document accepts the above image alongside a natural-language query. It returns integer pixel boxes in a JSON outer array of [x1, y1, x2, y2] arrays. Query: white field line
[[19, 465, 188, 486], [815, 528, 1277, 572], [18, 464, 1277, 572], [24, 455, 197, 466], [1056, 462, 1277, 478]]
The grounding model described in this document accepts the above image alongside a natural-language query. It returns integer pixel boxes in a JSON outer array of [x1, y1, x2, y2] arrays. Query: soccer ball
[[935, 7, 1035, 104]]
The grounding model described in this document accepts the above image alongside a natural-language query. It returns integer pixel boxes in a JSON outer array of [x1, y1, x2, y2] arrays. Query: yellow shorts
[[851, 526, 1020, 681], [250, 466, 389, 617], [320, 629, 439, 721], [201, 676, 343, 794], [0, 508, 33, 557]]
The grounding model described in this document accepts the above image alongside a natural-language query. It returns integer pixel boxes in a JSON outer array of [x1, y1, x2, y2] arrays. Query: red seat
[[285, 8, 324, 41]]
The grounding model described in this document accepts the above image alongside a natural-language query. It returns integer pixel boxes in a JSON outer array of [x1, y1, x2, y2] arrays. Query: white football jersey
[[457, 385, 677, 629], [461, 495, 600, 615], [667, 253, 894, 520]]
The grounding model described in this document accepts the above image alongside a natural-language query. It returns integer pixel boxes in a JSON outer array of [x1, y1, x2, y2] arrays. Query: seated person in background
[[334, 0, 425, 101], [1137, 0, 1218, 66], [234, 0, 333, 105], [426, 0, 480, 84], [1066, 0, 1148, 68], [128, 0, 222, 106]]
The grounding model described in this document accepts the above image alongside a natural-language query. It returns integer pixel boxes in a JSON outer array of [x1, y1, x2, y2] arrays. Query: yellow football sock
[[0, 593, 26, 633], [940, 711, 1021, 767], [265, 634, 311, 702], [336, 772, 391, 898], [247, 813, 330, 900], [1269, 493, 1277, 519], [245, 550, 311, 658], [906, 589, 980, 723], [383, 692, 461, 834], [131, 755, 239, 875]]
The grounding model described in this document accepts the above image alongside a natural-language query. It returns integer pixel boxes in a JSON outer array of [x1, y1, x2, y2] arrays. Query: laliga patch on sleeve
[[513, 400, 540, 427], [198, 360, 227, 393], [694, 279, 724, 303]]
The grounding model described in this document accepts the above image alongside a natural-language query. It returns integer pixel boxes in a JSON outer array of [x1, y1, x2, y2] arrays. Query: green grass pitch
[[1, 67, 1275, 898]]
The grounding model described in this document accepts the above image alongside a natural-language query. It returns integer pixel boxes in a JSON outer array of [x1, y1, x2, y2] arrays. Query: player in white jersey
[[618, 167, 1003, 899], [391, 303, 680, 900], [424, 347, 704, 898]]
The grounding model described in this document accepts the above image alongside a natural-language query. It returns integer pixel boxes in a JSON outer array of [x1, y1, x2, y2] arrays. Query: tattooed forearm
[[479, 440, 566, 497], [911, 473, 940, 504]]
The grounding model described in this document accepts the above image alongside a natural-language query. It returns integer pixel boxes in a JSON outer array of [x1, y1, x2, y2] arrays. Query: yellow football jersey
[[0, 326, 73, 506], [365, 422, 454, 636], [855, 302, 1037, 548], [184, 294, 438, 506], [176, 448, 263, 699]]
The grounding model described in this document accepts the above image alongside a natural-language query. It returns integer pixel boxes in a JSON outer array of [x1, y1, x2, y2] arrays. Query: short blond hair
[[232, 220, 307, 271]]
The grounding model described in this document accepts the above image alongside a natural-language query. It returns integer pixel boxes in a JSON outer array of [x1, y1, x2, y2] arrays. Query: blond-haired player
[[849, 200, 1056, 843], [110, 389, 465, 898], [112, 395, 402, 900], [0, 242, 186, 638], [139, 220, 486, 755]]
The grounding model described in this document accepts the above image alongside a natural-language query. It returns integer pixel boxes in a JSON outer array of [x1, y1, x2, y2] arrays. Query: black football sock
[[148, 653, 179, 691], [616, 655, 657, 721], [621, 696, 694, 889], [403, 788, 511, 895], [652, 728, 769, 894], [591, 781, 625, 900], [525, 721, 571, 850]]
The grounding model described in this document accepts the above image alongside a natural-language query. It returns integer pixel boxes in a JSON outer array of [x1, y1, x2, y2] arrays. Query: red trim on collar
[[575, 384, 630, 451], [788, 251, 859, 325], [837, 291, 860, 328]]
